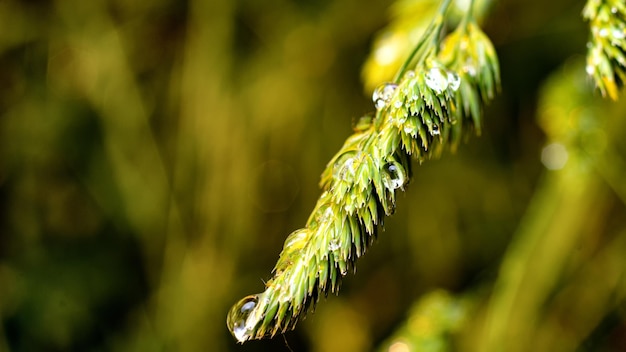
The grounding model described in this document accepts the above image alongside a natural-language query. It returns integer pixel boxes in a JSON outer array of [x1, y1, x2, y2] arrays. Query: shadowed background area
[[1, 0, 626, 351]]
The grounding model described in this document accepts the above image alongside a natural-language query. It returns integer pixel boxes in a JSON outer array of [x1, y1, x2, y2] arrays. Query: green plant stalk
[[227, 0, 499, 343], [480, 57, 626, 350], [480, 163, 603, 351], [392, 0, 454, 84]]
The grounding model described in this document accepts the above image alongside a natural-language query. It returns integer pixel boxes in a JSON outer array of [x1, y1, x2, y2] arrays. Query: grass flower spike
[[227, 0, 500, 343], [584, 0, 626, 99]]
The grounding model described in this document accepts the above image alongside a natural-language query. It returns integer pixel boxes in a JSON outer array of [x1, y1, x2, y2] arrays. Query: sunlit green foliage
[[226, 0, 501, 342], [584, 0, 626, 99]]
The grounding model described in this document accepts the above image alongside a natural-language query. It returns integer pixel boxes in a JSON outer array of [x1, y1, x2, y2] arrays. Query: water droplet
[[382, 162, 406, 190], [424, 67, 449, 94], [394, 100, 403, 108], [586, 64, 595, 75], [599, 28, 609, 38], [447, 72, 461, 91], [431, 125, 440, 135], [329, 238, 340, 251], [334, 154, 356, 181], [404, 125, 416, 135], [612, 7, 618, 14], [404, 70, 416, 79], [372, 83, 398, 110], [227, 294, 260, 343], [320, 207, 335, 223], [612, 28, 625, 40]]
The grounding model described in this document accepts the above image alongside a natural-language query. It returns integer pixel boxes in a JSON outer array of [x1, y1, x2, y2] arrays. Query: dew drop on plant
[[322, 207, 334, 222], [382, 162, 405, 190], [334, 155, 356, 181], [612, 27, 625, 40], [599, 28, 609, 38], [394, 100, 403, 108], [612, 7, 618, 14], [447, 72, 461, 91], [425, 67, 449, 94], [431, 124, 440, 135], [372, 83, 398, 109], [329, 238, 340, 251], [404, 70, 416, 79], [586, 64, 595, 75], [404, 125, 416, 135], [315, 206, 334, 225], [227, 294, 260, 343]]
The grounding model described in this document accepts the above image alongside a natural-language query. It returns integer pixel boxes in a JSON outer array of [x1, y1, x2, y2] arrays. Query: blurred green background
[[1, 0, 626, 351]]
